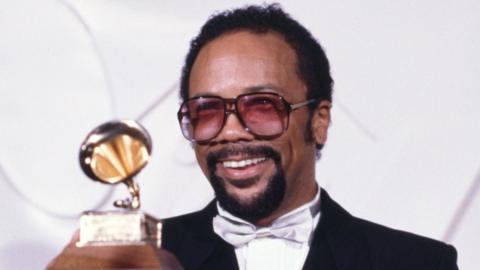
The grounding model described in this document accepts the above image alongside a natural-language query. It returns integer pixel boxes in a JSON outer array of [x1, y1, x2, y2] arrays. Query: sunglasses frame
[[177, 92, 319, 143]]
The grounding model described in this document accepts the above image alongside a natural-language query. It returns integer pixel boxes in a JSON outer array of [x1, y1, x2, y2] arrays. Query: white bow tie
[[213, 207, 314, 247]]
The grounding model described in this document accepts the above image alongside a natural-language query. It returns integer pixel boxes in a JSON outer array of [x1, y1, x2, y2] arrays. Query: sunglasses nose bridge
[[223, 98, 239, 117], [202, 97, 253, 143], [220, 98, 250, 132]]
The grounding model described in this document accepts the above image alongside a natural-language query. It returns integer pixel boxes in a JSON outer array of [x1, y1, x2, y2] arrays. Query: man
[[162, 4, 458, 270]]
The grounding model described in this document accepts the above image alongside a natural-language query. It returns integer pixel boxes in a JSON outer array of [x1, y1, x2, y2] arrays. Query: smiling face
[[188, 30, 330, 225]]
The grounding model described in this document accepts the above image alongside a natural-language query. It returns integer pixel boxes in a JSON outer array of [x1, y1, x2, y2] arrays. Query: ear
[[312, 100, 331, 145]]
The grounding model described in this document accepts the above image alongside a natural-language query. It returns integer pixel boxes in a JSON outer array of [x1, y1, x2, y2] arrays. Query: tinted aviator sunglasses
[[177, 92, 320, 143]]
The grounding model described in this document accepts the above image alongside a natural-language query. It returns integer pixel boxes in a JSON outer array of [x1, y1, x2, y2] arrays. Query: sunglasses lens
[[238, 94, 287, 137], [178, 93, 290, 142], [179, 97, 225, 142]]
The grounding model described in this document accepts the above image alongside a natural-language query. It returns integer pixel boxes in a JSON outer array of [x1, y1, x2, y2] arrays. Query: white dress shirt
[[214, 189, 321, 270]]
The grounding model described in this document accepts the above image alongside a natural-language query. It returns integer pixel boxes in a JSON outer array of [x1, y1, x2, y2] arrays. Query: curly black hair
[[180, 3, 333, 103]]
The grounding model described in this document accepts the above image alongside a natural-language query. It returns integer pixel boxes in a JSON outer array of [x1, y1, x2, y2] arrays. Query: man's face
[[188, 30, 329, 224]]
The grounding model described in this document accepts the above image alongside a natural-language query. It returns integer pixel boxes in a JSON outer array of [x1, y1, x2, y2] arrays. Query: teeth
[[222, 157, 266, 168]]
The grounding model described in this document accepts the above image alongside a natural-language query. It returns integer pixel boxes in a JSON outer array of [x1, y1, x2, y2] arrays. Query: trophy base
[[77, 210, 162, 248], [47, 245, 183, 270]]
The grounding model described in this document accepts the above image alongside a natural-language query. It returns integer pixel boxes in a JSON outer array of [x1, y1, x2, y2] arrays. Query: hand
[[47, 230, 183, 270]]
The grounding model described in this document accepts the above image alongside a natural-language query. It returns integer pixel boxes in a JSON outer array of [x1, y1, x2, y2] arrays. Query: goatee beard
[[207, 145, 286, 223]]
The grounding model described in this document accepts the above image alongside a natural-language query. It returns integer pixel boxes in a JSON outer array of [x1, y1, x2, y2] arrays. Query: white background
[[0, 0, 479, 269]]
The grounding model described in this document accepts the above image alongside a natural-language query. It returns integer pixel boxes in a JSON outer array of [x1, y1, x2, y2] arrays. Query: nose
[[213, 110, 255, 143]]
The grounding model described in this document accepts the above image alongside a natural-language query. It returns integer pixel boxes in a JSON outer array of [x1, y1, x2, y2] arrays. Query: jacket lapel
[[303, 189, 372, 270], [163, 201, 239, 270]]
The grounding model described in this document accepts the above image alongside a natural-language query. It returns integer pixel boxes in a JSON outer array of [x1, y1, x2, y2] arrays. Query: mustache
[[206, 145, 281, 171]]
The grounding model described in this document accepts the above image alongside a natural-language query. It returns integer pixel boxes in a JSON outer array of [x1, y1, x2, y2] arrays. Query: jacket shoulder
[[163, 207, 210, 228], [353, 217, 458, 269]]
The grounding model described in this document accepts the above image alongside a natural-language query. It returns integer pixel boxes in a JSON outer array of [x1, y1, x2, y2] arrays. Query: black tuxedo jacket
[[162, 189, 458, 270]]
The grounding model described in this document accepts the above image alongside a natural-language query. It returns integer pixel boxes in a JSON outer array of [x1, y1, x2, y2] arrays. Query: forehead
[[188, 30, 306, 99]]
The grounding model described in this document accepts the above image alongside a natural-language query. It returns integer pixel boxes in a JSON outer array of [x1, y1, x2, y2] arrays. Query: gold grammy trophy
[[47, 120, 183, 269], [77, 120, 161, 247]]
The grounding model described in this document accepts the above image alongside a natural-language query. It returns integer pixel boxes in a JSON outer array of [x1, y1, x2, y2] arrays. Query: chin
[[228, 189, 266, 208], [210, 167, 286, 223]]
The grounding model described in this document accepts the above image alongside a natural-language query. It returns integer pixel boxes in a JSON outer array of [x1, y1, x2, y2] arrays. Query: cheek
[[194, 146, 210, 176], [280, 116, 313, 169], [273, 133, 300, 173]]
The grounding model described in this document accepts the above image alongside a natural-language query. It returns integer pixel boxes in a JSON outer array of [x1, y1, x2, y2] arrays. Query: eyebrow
[[190, 84, 285, 99], [243, 84, 284, 93]]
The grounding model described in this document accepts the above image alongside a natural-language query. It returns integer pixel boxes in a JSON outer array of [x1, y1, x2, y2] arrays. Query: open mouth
[[207, 145, 280, 189], [217, 156, 272, 182], [222, 157, 266, 169]]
